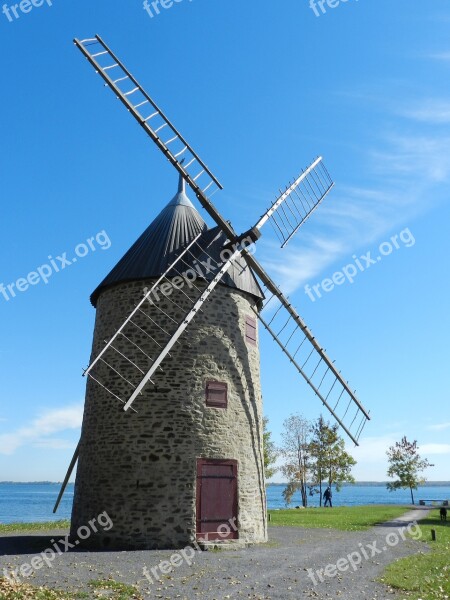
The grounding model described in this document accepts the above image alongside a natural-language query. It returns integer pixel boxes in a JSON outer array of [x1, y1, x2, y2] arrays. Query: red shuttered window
[[245, 315, 257, 346], [205, 381, 228, 409]]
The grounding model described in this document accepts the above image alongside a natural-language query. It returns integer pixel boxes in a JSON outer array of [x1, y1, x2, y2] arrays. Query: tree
[[309, 416, 357, 506], [263, 417, 278, 480], [280, 414, 312, 507], [386, 437, 434, 505]]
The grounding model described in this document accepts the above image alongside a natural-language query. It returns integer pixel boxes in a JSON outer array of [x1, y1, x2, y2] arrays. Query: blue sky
[[0, 0, 449, 483]]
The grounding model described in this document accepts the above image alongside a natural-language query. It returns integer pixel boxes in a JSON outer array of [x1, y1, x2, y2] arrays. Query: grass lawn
[[380, 509, 450, 599], [268, 505, 410, 531], [0, 521, 70, 534]]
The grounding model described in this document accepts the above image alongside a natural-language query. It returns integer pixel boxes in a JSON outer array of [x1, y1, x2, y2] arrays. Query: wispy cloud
[[261, 168, 426, 293], [264, 114, 450, 294], [427, 422, 450, 431], [33, 438, 78, 450], [420, 443, 450, 455], [427, 422, 450, 432], [0, 405, 83, 455], [350, 435, 398, 464], [429, 51, 450, 62], [344, 434, 450, 480], [400, 100, 450, 124], [370, 133, 450, 183], [261, 235, 345, 293], [350, 435, 450, 462]]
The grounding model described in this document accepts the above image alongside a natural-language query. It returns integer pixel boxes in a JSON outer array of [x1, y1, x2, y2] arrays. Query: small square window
[[245, 315, 257, 346], [206, 381, 228, 409]]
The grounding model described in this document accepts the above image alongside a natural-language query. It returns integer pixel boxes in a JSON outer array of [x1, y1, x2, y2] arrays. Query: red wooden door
[[196, 459, 238, 541]]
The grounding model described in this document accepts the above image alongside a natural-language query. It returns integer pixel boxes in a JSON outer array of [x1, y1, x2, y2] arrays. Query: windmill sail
[[257, 157, 334, 248], [74, 36, 229, 231], [244, 253, 370, 445]]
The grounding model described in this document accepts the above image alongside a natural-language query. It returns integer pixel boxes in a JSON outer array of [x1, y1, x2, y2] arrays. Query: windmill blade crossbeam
[[74, 35, 223, 200], [257, 157, 334, 248]]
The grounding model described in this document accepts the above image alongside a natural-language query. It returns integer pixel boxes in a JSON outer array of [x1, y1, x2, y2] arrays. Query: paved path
[[0, 509, 431, 599]]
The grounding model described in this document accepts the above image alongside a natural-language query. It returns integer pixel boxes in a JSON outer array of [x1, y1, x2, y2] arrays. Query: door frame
[[196, 458, 239, 541]]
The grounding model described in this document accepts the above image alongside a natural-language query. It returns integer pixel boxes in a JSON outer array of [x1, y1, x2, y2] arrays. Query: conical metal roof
[[91, 177, 264, 306]]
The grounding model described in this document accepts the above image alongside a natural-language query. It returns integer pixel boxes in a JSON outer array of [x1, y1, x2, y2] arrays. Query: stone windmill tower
[[54, 35, 371, 550], [72, 176, 267, 549]]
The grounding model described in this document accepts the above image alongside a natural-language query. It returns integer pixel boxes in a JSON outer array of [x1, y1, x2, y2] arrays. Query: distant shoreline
[[0, 481, 70, 485], [1, 481, 450, 486], [267, 481, 450, 487]]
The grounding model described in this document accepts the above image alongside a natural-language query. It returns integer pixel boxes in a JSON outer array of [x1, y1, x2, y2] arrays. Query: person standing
[[323, 486, 332, 507]]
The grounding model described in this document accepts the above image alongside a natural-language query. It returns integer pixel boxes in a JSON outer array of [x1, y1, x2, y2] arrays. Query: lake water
[[266, 484, 450, 509], [1, 483, 449, 524], [0, 483, 74, 525]]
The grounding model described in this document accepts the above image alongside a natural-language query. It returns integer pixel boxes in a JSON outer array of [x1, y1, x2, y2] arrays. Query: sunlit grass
[[89, 579, 143, 599], [0, 521, 69, 534], [268, 505, 409, 531], [381, 509, 450, 599]]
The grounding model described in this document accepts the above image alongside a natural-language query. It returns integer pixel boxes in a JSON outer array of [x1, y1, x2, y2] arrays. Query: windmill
[[56, 35, 370, 550]]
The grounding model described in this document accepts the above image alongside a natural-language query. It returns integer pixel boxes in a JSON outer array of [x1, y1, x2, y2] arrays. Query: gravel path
[[0, 509, 430, 599]]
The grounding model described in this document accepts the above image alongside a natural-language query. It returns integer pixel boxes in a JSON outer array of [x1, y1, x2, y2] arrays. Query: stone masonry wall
[[71, 279, 267, 549]]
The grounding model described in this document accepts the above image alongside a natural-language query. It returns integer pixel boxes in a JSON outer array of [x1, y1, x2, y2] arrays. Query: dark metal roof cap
[[91, 177, 264, 306]]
